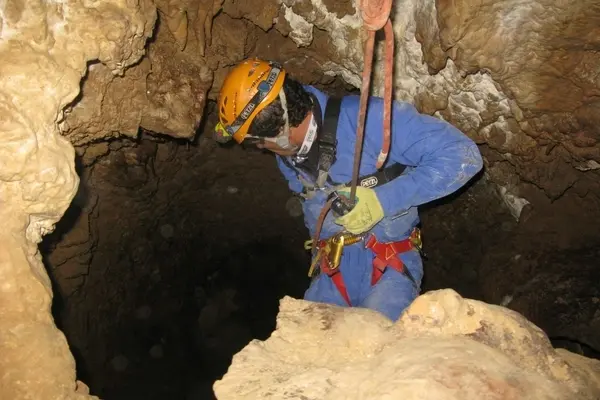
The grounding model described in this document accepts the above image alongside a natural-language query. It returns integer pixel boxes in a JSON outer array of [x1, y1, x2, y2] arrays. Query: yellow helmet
[[215, 59, 286, 144]]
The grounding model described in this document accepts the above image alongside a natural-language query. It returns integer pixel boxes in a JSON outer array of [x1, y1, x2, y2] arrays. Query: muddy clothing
[[275, 85, 483, 321]]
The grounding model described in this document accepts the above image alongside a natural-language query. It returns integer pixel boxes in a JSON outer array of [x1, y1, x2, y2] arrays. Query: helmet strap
[[264, 87, 299, 151], [279, 87, 291, 138], [293, 113, 317, 162]]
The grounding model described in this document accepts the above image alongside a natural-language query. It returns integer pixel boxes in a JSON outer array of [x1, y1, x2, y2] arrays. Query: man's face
[[248, 112, 312, 156]]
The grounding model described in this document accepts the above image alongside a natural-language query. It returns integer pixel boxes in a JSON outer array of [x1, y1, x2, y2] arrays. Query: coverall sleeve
[[373, 102, 483, 216], [276, 155, 304, 194]]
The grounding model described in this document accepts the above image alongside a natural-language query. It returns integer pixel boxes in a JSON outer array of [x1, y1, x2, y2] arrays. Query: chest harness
[[285, 95, 425, 306]]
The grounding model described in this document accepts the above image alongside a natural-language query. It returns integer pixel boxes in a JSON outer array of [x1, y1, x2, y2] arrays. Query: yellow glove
[[333, 186, 384, 234]]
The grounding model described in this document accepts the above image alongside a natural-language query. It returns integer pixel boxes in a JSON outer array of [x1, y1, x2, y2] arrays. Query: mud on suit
[[275, 85, 483, 322]]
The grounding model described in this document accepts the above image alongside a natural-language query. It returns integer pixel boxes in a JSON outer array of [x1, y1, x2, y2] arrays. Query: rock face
[[58, 0, 214, 145], [282, 0, 600, 219], [214, 289, 600, 400], [0, 0, 156, 398]]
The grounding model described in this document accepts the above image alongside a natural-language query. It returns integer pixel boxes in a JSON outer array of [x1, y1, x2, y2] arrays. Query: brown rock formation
[[0, 0, 155, 398], [214, 290, 600, 399]]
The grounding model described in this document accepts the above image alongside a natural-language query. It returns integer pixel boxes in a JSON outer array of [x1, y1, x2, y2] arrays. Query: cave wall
[[41, 127, 311, 397], [279, 0, 600, 223], [0, 0, 156, 398], [418, 174, 600, 354], [59, 0, 600, 246], [2, 0, 600, 397]]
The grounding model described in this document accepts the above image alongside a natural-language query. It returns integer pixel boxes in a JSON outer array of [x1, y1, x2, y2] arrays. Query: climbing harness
[[365, 227, 425, 287], [283, 149, 407, 200], [296, 0, 409, 304], [304, 232, 366, 305], [304, 227, 424, 306], [305, 232, 366, 277]]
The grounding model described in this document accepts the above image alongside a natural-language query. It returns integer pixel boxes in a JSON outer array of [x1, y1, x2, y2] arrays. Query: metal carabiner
[[327, 234, 346, 271]]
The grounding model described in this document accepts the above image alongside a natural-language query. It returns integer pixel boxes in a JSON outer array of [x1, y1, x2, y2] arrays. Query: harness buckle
[[306, 232, 365, 278]]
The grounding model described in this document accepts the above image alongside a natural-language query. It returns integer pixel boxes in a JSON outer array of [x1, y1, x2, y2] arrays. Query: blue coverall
[[276, 85, 483, 321]]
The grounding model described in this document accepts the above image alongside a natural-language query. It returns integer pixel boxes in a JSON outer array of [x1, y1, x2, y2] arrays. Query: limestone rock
[[0, 0, 156, 397], [222, 0, 280, 31], [59, 60, 151, 146], [213, 289, 600, 399], [139, 20, 213, 139], [283, 0, 600, 207], [279, 0, 363, 86], [60, 3, 214, 145]]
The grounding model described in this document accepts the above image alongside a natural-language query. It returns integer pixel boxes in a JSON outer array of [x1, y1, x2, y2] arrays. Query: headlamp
[[213, 122, 233, 144]]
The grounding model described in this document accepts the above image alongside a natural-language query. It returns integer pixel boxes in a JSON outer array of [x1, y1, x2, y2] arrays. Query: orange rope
[[310, 0, 395, 261], [350, 0, 395, 200]]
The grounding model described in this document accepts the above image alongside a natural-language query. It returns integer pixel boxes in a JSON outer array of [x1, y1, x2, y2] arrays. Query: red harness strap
[[365, 234, 414, 285], [315, 231, 418, 306], [319, 255, 352, 306]]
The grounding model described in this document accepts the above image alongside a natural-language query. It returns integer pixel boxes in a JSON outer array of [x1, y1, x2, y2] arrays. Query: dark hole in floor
[[40, 108, 312, 399], [88, 241, 309, 400]]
